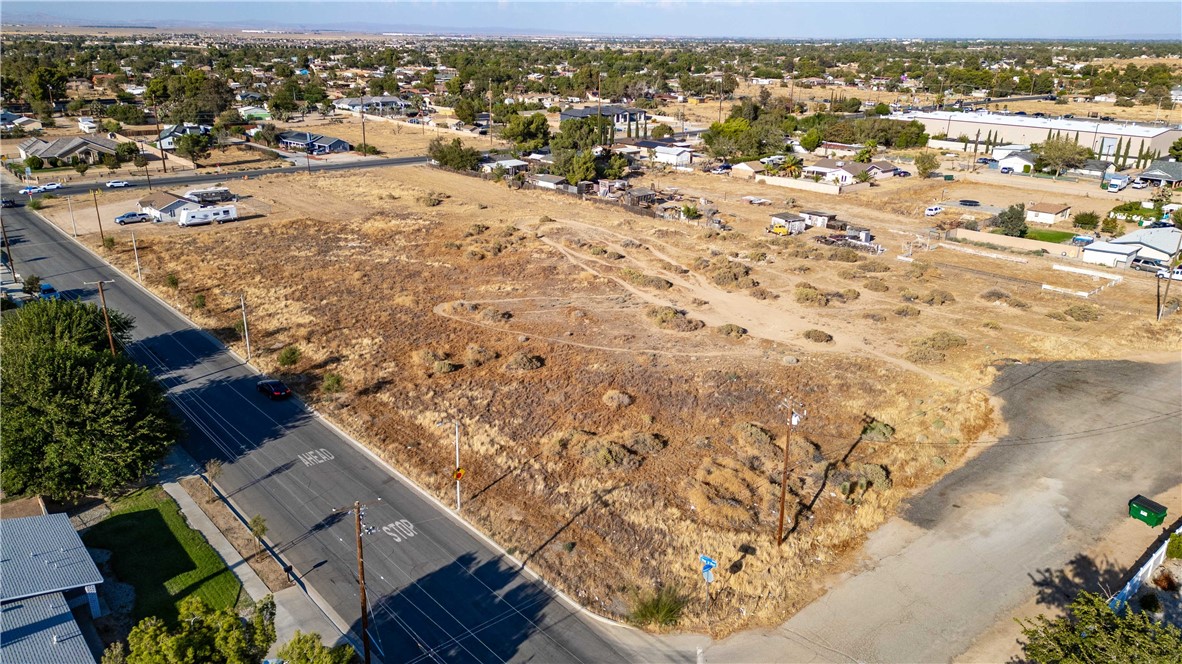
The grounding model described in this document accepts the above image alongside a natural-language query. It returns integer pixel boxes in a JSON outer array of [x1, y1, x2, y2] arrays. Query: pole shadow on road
[[356, 552, 558, 664]]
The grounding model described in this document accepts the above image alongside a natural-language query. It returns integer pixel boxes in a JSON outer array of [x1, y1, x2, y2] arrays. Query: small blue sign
[[700, 555, 718, 570], [703, 568, 715, 584]]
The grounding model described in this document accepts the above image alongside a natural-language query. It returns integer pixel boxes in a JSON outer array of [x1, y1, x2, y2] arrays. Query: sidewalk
[[157, 447, 346, 654]]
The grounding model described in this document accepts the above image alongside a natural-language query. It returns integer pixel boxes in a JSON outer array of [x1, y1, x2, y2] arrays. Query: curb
[[21, 194, 640, 637]]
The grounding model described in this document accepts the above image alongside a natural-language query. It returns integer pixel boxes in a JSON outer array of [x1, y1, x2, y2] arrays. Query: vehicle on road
[[1, 199, 16, 208], [257, 379, 292, 400], [18, 186, 42, 195], [1130, 257, 1165, 273], [895, 170, 911, 177], [925, 206, 944, 216], [1100, 115, 1114, 121], [959, 199, 981, 207], [38, 283, 61, 300], [1063, 114, 1075, 118], [105, 180, 132, 188], [115, 211, 151, 225], [1000, 167, 1014, 174], [975, 157, 996, 165], [1157, 266, 1182, 281], [40, 182, 62, 191], [1014, 111, 1027, 116]]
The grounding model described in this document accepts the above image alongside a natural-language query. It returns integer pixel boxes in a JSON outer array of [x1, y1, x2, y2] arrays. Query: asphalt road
[[15, 155, 428, 199], [0, 182, 643, 664]]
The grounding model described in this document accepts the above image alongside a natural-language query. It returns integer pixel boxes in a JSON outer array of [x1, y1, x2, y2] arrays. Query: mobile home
[[178, 204, 239, 227]]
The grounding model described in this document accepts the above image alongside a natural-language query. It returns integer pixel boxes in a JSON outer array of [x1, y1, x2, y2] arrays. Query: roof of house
[[532, 174, 566, 184], [654, 145, 692, 155], [493, 159, 529, 168], [870, 160, 898, 172], [277, 131, 349, 147], [1027, 203, 1071, 215], [734, 161, 765, 171], [0, 591, 97, 664], [1140, 160, 1182, 181], [561, 105, 642, 119], [771, 212, 805, 221], [0, 514, 102, 603], [800, 210, 836, 217], [627, 187, 656, 197], [139, 192, 197, 212], [898, 110, 1177, 139], [18, 136, 119, 160], [1002, 151, 1038, 164], [1082, 241, 1140, 256], [1110, 227, 1182, 255], [1073, 159, 1114, 172]]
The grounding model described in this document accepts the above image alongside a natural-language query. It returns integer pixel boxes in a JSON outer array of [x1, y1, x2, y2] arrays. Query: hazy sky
[[6, 1, 1181, 40]]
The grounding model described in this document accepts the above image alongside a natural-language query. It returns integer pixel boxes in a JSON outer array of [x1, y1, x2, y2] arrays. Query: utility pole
[[440, 421, 462, 510], [91, 190, 106, 244], [488, 78, 494, 145], [776, 398, 805, 546], [332, 499, 382, 664], [360, 95, 368, 154], [240, 293, 252, 361], [131, 233, 142, 282], [0, 217, 15, 280], [144, 162, 153, 191], [84, 279, 118, 356], [67, 196, 78, 237], [597, 72, 603, 146], [153, 104, 169, 173], [717, 76, 723, 124]]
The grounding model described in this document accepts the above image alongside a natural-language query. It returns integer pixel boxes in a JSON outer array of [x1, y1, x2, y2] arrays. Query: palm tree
[[782, 155, 803, 178], [854, 170, 874, 184]]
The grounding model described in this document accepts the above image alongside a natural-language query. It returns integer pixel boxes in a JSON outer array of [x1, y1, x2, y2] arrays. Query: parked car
[[38, 283, 61, 300], [18, 186, 42, 195], [1032, 112, 1046, 118], [895, 170, 911, 177], [1156, 266, 1182, 281], [759, 155, 786, 165], [105, 180, 132, 188], [975, 157, 992, 164], [1063, 114, 1075, 119], [959, 199, 981, 207], [1131, 179, 1148, 189], [710, 166, 731, 175], [1, 199, 16, 208], [1147, 220, 1174, 229], [257, 379, 292, 400], [1014, 111, 1027, 116], [924, 206, 944, 217], [1130, 257, 1165, 273], [40, 182, 62, 190], [1100, 116, 1114, 121], [114, 211, 151, 225], [1000, 166, 1014, 174]]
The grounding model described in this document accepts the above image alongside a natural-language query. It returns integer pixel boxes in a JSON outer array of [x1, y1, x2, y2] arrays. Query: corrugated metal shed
[[0, 591, 97, 664], [0, 514, 103, 602]]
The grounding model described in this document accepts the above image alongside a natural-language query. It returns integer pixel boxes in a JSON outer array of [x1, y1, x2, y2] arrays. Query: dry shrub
[[900, 289, 920, 302], [735, 276, 759, 289], [748, 251, 768, 262], [711, 262, 751, 287], [857, 463, 893, 490], [894, 305, 921, 317], [803, 329, 833, 343], [860, 420, 895, 442], [688, 456, 764, 528], [418, 192, 444, 207], [980, 287, 1012, 303], [864, 278, 889, 292], [837, 269, 859, 280], [589, 246, 608, 256], [827, 247, 862, 263], [982, 321, 1001, 330], [856, 261, 891, 273], [538, 215, 554, 224], [627, 432, 668, 454], [647, 306, 704, 332], [465, 249, 486, 261], [621, 269, 673, 290], [463, 344, 498, 367], [913, 331, 967, 351], [415, 349, 447, 366], [795, 284, 829, 306], [1046, 311, 1069, 322], [1153, 568, 1179, 592], [503, 352, 544, 372], [908, 261, 936, 279], [433, 360, 460, 374], [716, 324, 747, 338], [481, 307, 512, 322], [1064, 304, 1100, 322], [733, 422, 775, 458], [602, 390, 634, 409], [1007, 298, 1030, 309], [863, 312, 887, 322], [921, 289, 956, 306], [749, 286, 776, 300], [465, 223, 489, 237], [838, 288, 861, 302], [544, 429, 596, 455], [605, 251, 625, 260], [586, 442, 641, 470], [905, 347, 946, 364]]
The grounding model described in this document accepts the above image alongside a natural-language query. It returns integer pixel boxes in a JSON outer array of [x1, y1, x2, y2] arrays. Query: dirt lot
[[271, 114, 505, 156], [57, 157, 1180, 635]]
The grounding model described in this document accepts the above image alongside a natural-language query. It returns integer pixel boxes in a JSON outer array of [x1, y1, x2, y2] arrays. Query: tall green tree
[[997, 203, 1028, 238], [175, 133, 212, 164], [500, 113, 551, 152], [914, 151, 940, 178], [1018, 591, 1182, 663], [1037, 136, 1090, 179], [1, 300, 177, 500], [275, 631, 355, 664], [1169, 137, 1182, 162], [125, 595, 276, 664]]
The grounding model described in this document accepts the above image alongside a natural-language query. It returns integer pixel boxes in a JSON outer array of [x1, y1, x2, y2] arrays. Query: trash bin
[[943, 174, 954, 181], [1128, 495, 1167, 527]]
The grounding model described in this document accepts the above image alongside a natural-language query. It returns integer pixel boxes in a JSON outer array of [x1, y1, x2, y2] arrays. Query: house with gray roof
[[18, 135, 119, 164], [139, 191, 202, 223], [1138, 160, 1182, 187], [0, 513, 104, 664], [277, 131, 351, 154], [1110, 227, 1182, 263], [157, 123, 211, 151]]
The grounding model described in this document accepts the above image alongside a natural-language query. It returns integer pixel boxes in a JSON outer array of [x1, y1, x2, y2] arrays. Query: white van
[[924, 206, 944, 216], [178, 204, 238, 227]]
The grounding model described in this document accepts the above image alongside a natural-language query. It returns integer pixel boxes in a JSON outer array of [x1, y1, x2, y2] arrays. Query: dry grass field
[[58, 162, 1181, 635]]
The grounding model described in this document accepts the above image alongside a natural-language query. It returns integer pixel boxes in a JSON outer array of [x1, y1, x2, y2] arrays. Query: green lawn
[[1025, 229, 1077, 243], [82, 487, 242, 624]]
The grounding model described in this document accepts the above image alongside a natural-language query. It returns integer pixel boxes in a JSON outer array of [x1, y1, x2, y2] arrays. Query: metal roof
[[0, 592, 97, 664], [0, 514, 103, 602], [897, 110, 1177, 138]]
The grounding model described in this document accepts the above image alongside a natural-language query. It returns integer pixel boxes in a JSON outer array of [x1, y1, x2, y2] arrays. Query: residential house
[[139, 192, 201, 223], [800, 210, 840, 228], [559, 105, 647, 127], [802, 159, 875, 185], [652, 145, 693, 168], [1138, 160, 1182, 187], [1109, 227, 1182, 264], [869, 160, 899, 177], [276, 131, 351, 154], [18, 135, 118, 164], [731, 161, 765, 179], [770, 212, 807, 235], [1067, 159, 1115, 179], [78, 116, 98, 133], [1025, 203, 1071, 225], [236, 105, 271, 121], [818, 141, 864, 157], [482, 158, 529, 175], [0, 513, 105, 664], [1081, 241, 1141, 268], [530, 174, 566, 189], [990, 144, 1031, 160], [625, 187, 657, 205], [0, 110, 42, 132], [235, 90, 264, 103], [332, 96, 410, 114], [998, 150, 1038, 174], [157, 124, 211, 151]]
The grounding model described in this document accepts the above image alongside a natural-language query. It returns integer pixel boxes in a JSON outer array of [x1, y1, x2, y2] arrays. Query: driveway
[[702, 357, 1182, 663]]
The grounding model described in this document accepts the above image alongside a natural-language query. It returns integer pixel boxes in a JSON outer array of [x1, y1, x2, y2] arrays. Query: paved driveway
[[704, 358, 1182, 663]]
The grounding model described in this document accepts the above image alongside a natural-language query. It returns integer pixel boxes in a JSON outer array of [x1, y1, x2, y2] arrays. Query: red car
[[256, 379, 292, 400]]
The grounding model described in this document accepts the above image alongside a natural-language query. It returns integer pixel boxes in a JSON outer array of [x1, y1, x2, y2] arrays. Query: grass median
[[82, 486, 243, 624]]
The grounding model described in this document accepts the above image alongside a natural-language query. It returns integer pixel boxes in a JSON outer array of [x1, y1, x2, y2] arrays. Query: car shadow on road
[[355, 552, 568, 664]]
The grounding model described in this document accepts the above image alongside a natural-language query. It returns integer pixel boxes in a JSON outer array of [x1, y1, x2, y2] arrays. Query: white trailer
[[178, 204, 238, 227], [183, 187, 237, 204]]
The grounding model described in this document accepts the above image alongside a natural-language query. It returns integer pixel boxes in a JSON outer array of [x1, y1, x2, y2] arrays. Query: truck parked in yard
[[1106, 175, 1130, 192]]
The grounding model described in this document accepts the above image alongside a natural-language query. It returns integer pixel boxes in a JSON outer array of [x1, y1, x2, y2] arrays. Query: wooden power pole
[[91, 190, 106, 244], [333, 498, 382, 664], [776, 399, 805, 546], [84, 279, 118, 356]]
